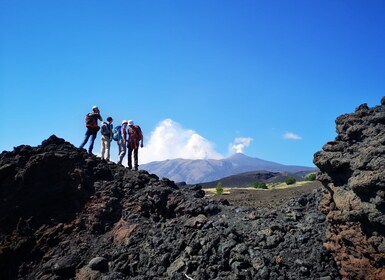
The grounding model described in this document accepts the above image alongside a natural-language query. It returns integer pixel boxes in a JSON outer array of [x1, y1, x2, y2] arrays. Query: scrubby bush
[[305, 173, 317, 181], [215, 182, 224, 195], [253, 181, 268, 189], [285, 176, 296, 185]]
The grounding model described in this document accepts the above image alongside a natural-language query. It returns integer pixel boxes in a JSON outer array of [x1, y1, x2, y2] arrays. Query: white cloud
[[140, 119, 223, 164], [228, 137, 253, 154], [283, 132, 302, 140]]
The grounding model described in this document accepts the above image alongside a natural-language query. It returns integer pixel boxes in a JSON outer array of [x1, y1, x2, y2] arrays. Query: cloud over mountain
[[228, 137, 253, 153], [140, 119, 222, 164]]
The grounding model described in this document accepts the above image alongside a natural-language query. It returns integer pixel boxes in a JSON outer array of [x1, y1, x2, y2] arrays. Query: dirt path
[[210, 181, 322, 209]]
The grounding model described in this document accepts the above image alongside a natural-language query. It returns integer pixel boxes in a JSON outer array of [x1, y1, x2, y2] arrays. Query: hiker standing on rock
[[79, 106, 103, 154], [100, 116, 113, 161], [117, 120, 128, 164], [127, 120, 143, 171]]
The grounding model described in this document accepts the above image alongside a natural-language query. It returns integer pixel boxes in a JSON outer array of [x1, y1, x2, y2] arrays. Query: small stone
[[88, 257, 108, 272]]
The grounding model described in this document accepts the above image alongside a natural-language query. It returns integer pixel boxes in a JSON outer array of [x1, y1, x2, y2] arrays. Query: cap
[[127, 120, 134, 126], [92, 106, 99, 111], [122, 120, 128, 125]]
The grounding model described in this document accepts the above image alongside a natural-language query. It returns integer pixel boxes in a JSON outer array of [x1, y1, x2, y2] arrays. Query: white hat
[[127, 120, 134, 125], [92, 105, 99, 110], [122, 120, 128, 125]]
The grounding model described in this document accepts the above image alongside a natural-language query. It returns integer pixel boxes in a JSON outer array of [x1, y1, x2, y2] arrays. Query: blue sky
[[1, 0, 384, 167]]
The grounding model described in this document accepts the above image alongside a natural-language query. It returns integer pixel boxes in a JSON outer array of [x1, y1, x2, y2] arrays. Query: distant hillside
[[141, 153, 317, 184], [199, 170, 312, 188]]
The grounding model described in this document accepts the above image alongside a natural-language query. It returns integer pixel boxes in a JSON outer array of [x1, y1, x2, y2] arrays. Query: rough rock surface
[[0, 135, 339, 279], [314, 97, 385, 280]]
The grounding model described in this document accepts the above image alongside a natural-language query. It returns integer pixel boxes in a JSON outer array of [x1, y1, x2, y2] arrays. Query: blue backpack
[[112, 125, 122, 141]]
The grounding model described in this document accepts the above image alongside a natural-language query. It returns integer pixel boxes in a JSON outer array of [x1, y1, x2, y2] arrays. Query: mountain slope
[[199, 170, 311, 188], [141, 153, 316, 184]]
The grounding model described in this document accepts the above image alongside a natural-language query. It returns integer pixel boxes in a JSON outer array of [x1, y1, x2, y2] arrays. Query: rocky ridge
[[314, 97, 385, 280], [0, 136, 338, 279]]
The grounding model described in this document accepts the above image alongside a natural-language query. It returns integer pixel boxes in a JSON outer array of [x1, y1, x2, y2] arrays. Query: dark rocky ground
[[0, 136, 339, 280]]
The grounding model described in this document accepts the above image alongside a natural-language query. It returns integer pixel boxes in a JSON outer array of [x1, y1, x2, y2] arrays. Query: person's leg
[[88, 131, 97, 153], [127, 146, 133, 170], [106, 137, 111, 160], [118, 140, 126, 164], [79, 129, 91, 149], [133, 147, 139, 170], [101, 136, 106, 159], [117, 140, 122, 163]]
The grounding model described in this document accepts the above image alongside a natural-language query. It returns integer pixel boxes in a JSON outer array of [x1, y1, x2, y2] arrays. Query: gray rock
[[88, 257, 108, 272]]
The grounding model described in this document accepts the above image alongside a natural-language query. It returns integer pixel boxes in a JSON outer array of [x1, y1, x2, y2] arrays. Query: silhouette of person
[[79, 106, 102, 154]]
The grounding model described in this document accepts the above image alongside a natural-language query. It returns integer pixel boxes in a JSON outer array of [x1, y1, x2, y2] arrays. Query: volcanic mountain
[[141, 153, 316, 184]]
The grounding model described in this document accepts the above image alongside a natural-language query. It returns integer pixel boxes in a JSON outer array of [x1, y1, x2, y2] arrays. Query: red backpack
[[128, 125, 142, 142], [85, 113, 98, 128]]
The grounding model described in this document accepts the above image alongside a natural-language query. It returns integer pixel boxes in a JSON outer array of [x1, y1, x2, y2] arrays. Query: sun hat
[[122, 120, 128, 125], [127, 120, 134, 126]]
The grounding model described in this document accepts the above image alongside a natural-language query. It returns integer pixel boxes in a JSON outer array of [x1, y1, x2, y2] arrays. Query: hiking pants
[[127, 147, 139, 170], [118, 139, 126, 164], [80, 128, 98, 154], [101, 135, 111, 160]]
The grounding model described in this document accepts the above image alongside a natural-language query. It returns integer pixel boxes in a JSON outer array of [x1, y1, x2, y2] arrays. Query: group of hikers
[[79, 106, 144, 171]]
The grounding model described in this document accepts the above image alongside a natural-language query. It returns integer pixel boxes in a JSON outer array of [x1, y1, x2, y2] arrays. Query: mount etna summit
[[141, 153, 315, 184]]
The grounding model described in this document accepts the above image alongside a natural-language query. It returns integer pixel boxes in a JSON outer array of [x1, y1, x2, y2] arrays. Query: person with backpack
[[100, 116, 113, 161], [79, 106, 103, 154], [116, 120, 128, 164], [126, 120, 143, 171]]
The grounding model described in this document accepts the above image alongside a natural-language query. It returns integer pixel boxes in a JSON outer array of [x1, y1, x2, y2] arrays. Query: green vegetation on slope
[[204, 180, 314, 196]]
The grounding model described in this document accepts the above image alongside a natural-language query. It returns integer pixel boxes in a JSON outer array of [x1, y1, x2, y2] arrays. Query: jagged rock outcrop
[[314, 97, 385, 280], [0, 135, 339, 279]]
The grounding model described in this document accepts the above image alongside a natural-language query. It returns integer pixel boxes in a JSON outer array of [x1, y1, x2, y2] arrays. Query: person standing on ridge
[[100, 116, 113, 161], [126, 120, 143, 171], [117, 120, 128, 164], [79, 106, 103, 154]]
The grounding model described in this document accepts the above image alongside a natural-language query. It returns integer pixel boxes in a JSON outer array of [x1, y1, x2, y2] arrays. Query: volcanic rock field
[[1, 97, 385, 279]]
